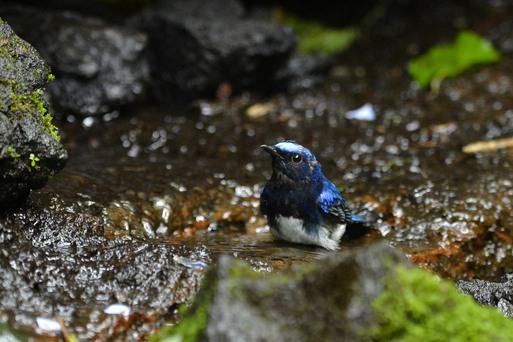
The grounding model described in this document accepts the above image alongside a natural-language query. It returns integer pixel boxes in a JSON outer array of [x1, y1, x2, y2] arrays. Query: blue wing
[[317, 180, 351, 223]]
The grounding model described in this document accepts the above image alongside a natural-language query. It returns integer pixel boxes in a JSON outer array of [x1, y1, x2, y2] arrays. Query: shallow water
[[4, 1, 513, 338], [3, 73, 512, 338], [1, 69, 509, 338]]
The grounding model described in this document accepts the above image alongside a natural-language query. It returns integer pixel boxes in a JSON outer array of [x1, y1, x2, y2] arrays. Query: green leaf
[[29, 153, 40, 170], [6, 146, 20, 158], [408, 31, 500, 90], [284, 14, 359, 55]]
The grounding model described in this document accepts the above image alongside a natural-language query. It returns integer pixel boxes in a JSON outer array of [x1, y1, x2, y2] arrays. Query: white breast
[[271, 215, 346, 251]]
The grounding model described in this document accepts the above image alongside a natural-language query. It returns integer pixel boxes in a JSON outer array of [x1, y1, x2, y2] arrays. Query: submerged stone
[[0, 19, 67, 207]]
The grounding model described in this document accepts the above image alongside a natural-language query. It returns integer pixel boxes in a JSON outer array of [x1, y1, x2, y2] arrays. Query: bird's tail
[[344, 213, 371, 239], [350, 213, 368, 224]]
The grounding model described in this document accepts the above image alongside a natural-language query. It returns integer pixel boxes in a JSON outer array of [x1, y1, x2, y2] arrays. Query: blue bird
[[260, 141, 365, 250]]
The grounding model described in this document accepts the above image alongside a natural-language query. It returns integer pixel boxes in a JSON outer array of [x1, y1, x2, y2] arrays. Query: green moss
[[0, 43, 14, 63], [9, 87, 61, 142], [367, 266, 513, 341], [149, 304, 207, 342], [225, 262, 266, 302], [228, 261, 263, 282], [1, 21, 61, 142]]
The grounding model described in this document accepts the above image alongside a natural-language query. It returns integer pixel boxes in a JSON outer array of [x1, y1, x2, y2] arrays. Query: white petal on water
[[36, 317, 62, 332], [104, 304, 131, 317], [345, 103, 376, 121]]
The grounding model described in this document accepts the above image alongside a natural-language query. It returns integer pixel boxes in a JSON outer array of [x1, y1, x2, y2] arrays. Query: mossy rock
[[368, 266, 513, 341], [151, 241, 513, 341], [0, 18, 67, 206], [150, 241, 405, 341]]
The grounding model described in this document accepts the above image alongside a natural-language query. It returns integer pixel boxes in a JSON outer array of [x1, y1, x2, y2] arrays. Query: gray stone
[[458, 275, 513, 317], [0, 205, 207, 340], [498, 298, 513, 318], [0, 19, 67, 206], [279, 54, 335, 93], [182, 241, 407, 341], [132, 0, 296, 102], [1, 5, 150, 117]]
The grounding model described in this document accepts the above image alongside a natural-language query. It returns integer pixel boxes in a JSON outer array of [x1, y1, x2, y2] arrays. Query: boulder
[[0, 205, 208, 340], [153, 241, 513, 341], [0, 19, 67, 206], [1, 5, 150, 117], [132, 0, 297, 102], [153, 241, 407, 341]]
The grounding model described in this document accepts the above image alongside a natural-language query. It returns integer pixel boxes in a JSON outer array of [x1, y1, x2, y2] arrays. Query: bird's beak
[[261, 145, 280, 159]]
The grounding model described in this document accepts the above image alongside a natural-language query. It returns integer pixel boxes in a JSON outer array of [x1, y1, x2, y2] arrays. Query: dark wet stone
[[458, 275, 513, 318], [241, 0, 377, 27], [0, 19, 67, 207], [1, 5, 150, 117], [4, 0, 123, 20], [147, 0, 246, 19], [0, 204, 208, 340], [132, 0, 296, 102], [278, 54, 334, 93], [178, 241, 406, 341]]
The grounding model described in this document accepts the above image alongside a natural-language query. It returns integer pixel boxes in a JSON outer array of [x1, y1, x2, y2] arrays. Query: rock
[[205, 242, 402, 341], [153, 241, 408, 341], [151, 241, 513, 341], [0, 204, 208, 340], [458, 275, 513, 317], [0, 19, 67, 207], [146, 0, 246, 19], [241, 0, 377, 27], [278, 54, 335, 93], [132, 0, 296, 103], [1, 5, 150, 117], [498, 298, 513, 318]]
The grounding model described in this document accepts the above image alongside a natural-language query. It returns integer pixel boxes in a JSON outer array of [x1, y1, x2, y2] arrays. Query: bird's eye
[[292, 154, 302, 163]]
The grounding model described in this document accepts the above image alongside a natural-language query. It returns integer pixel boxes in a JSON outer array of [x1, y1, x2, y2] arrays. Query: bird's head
[[261, 141, 320, 183]]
